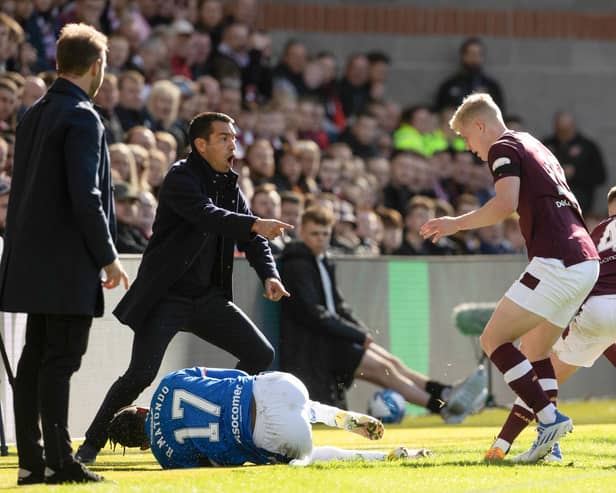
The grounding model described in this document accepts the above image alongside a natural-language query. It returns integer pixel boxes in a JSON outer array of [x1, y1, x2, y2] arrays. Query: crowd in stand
[[0, 1, 607, 255]]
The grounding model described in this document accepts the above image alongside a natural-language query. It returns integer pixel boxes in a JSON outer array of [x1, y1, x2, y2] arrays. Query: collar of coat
[[49, 77, 92, 104], [186, 150, 239, 189]]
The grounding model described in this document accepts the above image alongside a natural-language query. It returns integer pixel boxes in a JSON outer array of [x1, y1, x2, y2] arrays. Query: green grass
[[3, 400, 616, 492]]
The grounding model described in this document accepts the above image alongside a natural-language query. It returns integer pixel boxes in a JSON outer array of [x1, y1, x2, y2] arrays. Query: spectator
[[503, 215, 526, 254], [366, 156, 390, 190], [451, 193, 481, 254], [155, 130, 178, 164], [478, 223, 514, 255], [22, 0, 58, 72], [110, 142, 139, 190], [217, 81, 242, 119], [187, 31, 213, 79], [396, 196, 455, 255], [115, 70, 146, 131], [377, 206, 403, 255], [114, 181, 148, 254], [297, 97, 329, 149], [196, 0, 225, 48], [225, 0, 259, 29], [126, 125, 156, 151], [366, 51, 390, 100], [273, 39, 307, 99], [318, 154, 341, 194], [435, 37, 505, 112], [136, 190, 157, 240], [273, 145, 316, 194], [383, 151, 431, 216], [129, 35, 170, 83], [330, 200, 360, 255], [0, 77, 18, 132], [126, 143, 151, 190], [94, 73, 124, 144], [147, 148, 169, 197], [280, 190, 304, 239], [542, 111, 606, 214], [337, 111, 380, 159], [168, 19, 195, 79], [393, 104, 435, 156], [295, 139, 321, 189], [279, 206, 484, 412], [107, 33, 131, 74], [245, 138, 275, 185], [17, 75, 46, 118], [251, 183, 285, 253], [337, 53, 370, 119], [147, 81, 187, 150], [356, 209, 383, 256], [0, 12, 24, 74]]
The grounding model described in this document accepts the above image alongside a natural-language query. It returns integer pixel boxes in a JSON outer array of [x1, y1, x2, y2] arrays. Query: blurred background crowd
[[0, 0, 608, 256]]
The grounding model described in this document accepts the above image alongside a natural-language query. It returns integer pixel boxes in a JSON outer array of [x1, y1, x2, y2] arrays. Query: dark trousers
[[84, 287, 274, 450], [14, 314, 91, 471]]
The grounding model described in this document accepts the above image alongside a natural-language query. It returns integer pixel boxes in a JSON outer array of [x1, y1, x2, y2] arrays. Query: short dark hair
[[460, 37, 483, 55], [366, 51, 390, 65], [188, 112, 234, 149], [280, 191, 304, 207], [56, 23, 107, 76], [301, 205, 335, 227]]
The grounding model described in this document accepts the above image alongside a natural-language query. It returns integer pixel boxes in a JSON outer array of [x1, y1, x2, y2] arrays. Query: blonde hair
[[607, 185, 616, 204], [449, 93, 504, 134], [146, 80, 181, 129]]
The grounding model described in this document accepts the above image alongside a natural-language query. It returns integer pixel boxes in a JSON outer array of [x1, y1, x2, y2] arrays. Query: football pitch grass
[[2, 400, 615, 492]]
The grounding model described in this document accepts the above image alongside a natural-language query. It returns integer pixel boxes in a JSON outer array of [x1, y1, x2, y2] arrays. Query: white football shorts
[[505, 257, 599, 328], [552, 294, 616, 367], [252, 371, 313, 461]]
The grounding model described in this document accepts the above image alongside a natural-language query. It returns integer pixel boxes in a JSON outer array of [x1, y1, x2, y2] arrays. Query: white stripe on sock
[[538, 378, 558, 391], [493, 438, 511, 453], [514, 397, 533, 412], [503, 359, 533, 384]]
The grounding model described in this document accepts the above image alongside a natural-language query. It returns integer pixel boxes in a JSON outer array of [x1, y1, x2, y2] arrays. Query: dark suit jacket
[[0, 78, 117, 317], [114, 151, 279, 333]]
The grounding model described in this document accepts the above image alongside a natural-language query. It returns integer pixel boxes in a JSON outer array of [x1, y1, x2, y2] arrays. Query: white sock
[[309, 401, 341, 427], [310, 446, 387, 463], [536, 403, 557, 424], [493, 438, 511, 453]]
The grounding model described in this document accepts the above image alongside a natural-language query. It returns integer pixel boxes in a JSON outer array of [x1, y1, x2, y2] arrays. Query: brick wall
[[256, 2, 616, 40]]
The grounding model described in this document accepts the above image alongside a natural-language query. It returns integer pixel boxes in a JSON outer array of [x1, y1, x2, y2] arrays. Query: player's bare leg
[[367, 343, 430, 389]]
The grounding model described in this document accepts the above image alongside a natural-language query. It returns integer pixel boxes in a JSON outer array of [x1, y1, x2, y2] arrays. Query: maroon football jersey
[[488, 131, 598, 266], [588, 215, 616, 296]]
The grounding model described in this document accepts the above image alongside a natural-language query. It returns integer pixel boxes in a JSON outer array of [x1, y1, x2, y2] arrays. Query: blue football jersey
[[144, 368, 280, 468]]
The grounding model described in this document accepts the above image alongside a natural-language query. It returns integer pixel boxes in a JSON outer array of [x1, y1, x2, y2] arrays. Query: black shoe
[[75, 442, 98, 465], [17, 468, 44, 486], [45, 461, 104, 484]]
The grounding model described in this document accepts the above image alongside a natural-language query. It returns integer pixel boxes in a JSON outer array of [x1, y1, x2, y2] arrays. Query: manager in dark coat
[[77, 111, 293, 464], [0, 24, 128, 485]]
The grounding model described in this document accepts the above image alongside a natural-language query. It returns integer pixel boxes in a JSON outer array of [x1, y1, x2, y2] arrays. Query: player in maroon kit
[[487, 186, 616, 462], [420, 93, 600, 463]]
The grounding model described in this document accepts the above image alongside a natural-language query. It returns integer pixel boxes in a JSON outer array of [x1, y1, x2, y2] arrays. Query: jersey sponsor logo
[[492, 156, 511, 173], [230, 383, 243, 444], [555, 199, 572, 208]]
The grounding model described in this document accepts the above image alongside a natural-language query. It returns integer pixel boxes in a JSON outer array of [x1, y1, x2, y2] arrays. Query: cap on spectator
[[114, 182, 139, 202], [337, 200, 356, 225], [0, 180, 9, 197], [171, 19, 195, 36]]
